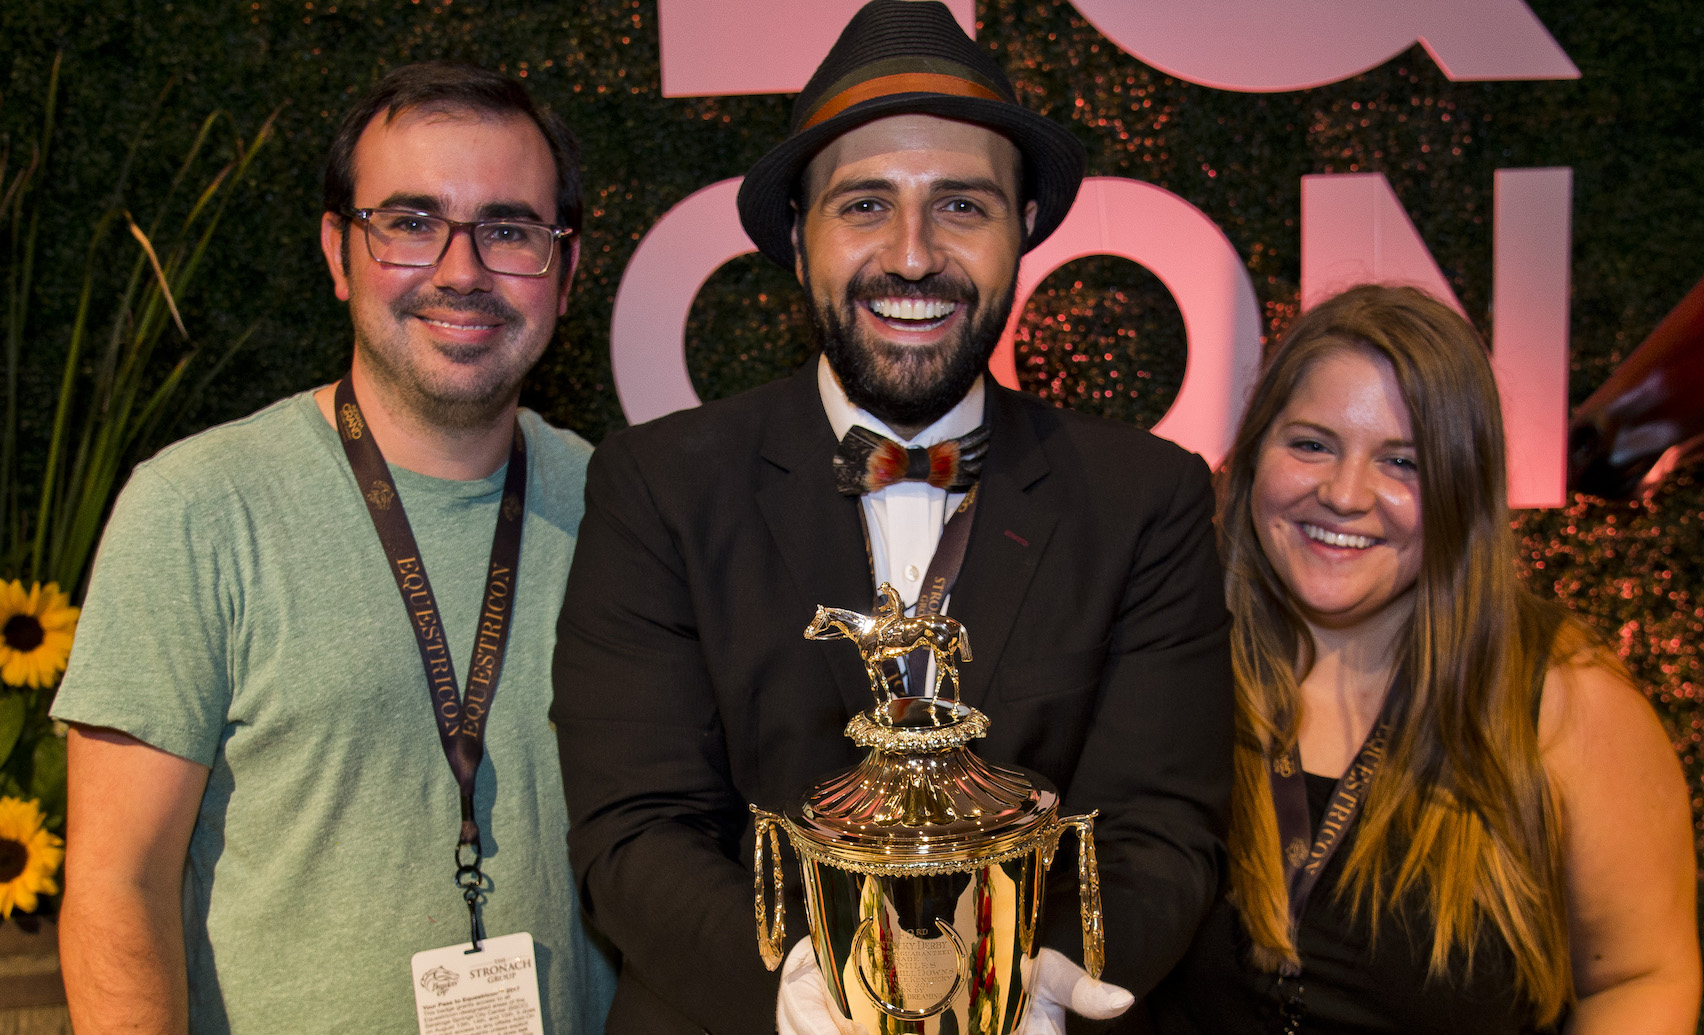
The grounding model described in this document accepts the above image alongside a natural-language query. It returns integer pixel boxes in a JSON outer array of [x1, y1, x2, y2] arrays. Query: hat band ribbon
[[802, 73, 1005, 130]]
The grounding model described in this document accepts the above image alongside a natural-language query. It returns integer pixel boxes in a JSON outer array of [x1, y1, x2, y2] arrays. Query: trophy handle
[[752, 807, 787, 971], [1060, 812, 1106, 980], [852, 916, 970, 1020]]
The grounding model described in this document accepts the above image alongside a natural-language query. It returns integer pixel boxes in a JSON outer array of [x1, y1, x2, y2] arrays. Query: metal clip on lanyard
[[455, 839, 486, 950], [333, 377, 528, 952]]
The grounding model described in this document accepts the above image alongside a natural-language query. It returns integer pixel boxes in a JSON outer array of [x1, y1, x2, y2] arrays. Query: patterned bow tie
[[833, 424, 991, 496]]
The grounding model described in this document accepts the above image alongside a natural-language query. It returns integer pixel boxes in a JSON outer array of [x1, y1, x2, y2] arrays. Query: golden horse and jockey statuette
[[803, 583, 973, 708], [752, 584, 1107, 1034]]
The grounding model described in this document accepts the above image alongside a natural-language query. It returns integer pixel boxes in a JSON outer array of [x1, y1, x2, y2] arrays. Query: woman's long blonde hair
[[1221, 285, 1574, 1024]]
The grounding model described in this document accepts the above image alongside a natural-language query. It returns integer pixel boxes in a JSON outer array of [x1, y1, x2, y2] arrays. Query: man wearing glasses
[[53, 63, 614, 1034]]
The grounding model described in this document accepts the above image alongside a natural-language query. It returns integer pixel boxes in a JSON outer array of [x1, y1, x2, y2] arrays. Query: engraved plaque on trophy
[[753, 585, 1105, 1033]]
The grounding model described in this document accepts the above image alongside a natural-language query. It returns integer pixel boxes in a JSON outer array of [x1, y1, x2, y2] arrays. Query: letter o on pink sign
[[610, 177, 755, 425], [994, 178, 1261, 467]]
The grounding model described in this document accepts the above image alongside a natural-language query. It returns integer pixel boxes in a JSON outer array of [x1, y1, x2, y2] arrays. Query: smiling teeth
[[869, 298, 956, 321], [1303, 524, 1375, 549], [424, 317, 497, 330]]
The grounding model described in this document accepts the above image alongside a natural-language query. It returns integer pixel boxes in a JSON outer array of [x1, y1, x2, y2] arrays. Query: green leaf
[[30, 734, 66, 826], [0, 693, 25, 769]]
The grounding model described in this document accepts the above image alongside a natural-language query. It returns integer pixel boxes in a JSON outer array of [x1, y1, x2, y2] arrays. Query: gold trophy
[[753, 585, 1105, 1033]]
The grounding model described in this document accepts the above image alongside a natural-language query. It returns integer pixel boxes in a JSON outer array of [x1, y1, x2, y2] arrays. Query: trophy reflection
[[753, 585, 1105, 1033]]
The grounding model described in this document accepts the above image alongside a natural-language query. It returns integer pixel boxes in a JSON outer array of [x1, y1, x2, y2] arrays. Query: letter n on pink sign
[[1301, 172, 1572, 508]]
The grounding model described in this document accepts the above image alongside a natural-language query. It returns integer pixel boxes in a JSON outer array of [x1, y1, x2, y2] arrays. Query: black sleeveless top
[[1149, 615, 1564, 1034], [1147, 772, 1552, 1034]]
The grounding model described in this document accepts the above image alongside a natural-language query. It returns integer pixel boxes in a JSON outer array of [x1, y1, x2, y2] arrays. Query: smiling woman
[[1149, 284, 1702, 1034], [1250, 346, 1422, 650]]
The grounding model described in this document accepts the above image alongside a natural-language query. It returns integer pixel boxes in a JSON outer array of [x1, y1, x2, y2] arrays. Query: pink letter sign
[[1066, 0, 1578, 92], [992, 177, 1262, 468], [1300, 173, 1463, 313], [1491, 168, 1572, 509], [1300, 171, 1573, 507], [657, 0, 977, 98], [609, 178, 753, 424]]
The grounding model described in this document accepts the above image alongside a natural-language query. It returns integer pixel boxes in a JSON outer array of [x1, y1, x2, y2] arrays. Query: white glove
[[776, 936, 868, 1035], [776, 937, 1132, 1035], [1017, 947, 1136, 1035]]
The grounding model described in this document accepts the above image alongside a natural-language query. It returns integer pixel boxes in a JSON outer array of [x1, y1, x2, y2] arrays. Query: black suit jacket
[[552, 363, 1233, 1034]]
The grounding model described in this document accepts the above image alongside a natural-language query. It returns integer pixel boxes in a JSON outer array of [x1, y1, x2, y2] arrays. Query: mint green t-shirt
[[54, 391, 616, 1035]]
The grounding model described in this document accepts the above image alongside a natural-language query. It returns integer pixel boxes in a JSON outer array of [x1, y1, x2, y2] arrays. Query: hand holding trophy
[[754, 585, 1107, 1034]]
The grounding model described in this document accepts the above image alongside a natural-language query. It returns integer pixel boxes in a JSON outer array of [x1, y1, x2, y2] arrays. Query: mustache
[[847, 271, 977, 306], [391, 288, 523, 324]]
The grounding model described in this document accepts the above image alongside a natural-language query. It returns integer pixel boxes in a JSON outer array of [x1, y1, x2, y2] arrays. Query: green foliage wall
[[3, 0, 1701, 879]]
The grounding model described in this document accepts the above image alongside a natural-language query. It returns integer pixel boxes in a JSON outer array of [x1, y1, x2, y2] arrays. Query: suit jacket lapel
[[755, 364, 879, 719], [950, 385, 1057, 709]]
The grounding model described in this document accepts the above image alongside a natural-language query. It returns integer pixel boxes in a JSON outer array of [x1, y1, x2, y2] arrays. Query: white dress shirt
[[816, 353, 985, 614]]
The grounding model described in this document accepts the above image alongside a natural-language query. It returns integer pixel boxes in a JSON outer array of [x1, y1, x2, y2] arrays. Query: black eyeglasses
[[345, 208, 574, 277]]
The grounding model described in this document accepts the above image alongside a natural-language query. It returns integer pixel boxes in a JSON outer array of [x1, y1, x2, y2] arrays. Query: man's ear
[[791, 206, 806, 286], [1023, 199, 1038, 242], [320, 212, 352, 302], [557, 237, 581, 316]]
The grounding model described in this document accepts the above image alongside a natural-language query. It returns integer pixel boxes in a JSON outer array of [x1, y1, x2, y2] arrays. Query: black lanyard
[[905, 485, 977, 689], [332, 377, 527, 950], [1265, 687, 1397, 1031], [855, 483, 979, 695]]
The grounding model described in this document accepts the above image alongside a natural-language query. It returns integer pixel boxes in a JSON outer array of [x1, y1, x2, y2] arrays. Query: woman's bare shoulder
[[1537, 620, 1668, 763]]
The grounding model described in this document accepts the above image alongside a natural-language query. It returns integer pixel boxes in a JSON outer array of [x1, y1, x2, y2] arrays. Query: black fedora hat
[[736, 0, 1087, 269]]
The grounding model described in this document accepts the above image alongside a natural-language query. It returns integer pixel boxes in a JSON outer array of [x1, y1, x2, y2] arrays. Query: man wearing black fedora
[[551, 2, 1233, 1032]]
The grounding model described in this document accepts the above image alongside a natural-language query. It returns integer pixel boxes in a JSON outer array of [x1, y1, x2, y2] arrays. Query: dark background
[[3, 0, 1700, 926]]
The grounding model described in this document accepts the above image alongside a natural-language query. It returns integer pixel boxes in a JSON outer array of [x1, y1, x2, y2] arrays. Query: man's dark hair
[[323, 62, 582, 234]]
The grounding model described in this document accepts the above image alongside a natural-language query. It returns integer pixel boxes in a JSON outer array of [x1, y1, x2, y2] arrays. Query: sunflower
[[0, 796, 62, 918], [0, 580, 79, 690]]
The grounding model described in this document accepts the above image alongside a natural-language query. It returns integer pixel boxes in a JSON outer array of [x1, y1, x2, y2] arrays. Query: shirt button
[[904, 564, 921, 581]]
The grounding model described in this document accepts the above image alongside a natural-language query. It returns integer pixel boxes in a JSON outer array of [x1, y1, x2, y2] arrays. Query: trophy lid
[[785, 697, 1060, 875], [796, 590, 1061, 875]]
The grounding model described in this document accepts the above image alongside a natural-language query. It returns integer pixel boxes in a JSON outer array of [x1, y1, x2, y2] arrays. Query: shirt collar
[[817, 353, 985, 449]]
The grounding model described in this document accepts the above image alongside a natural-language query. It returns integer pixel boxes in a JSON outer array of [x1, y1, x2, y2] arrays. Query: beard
[[802, 248, 1016, 432], [352, 286, 540, 431]]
